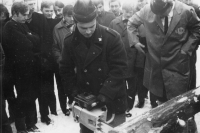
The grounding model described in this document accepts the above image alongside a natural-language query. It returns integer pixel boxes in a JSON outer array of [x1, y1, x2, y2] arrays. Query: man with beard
[[3, 2, 40, 132], [25, 0, 56, 125], [52, 4, 74, 116], [93, 0, 115, 27]]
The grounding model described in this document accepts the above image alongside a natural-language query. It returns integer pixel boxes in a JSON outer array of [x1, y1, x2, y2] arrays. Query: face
[[137, 0, 147, 10], [109, 1, 120, 15], [96, 3, 104, 15], [42, 5, 54, 19], [122, 10, 133, 20], [77, 19, 96, 38], [0, 12, 6, 23], [14, 10, 29, 23], [26, 1, 36, 12], [63, 14, 74, 25], [157, 5, 172, 18], [54, 6, 63, 18]]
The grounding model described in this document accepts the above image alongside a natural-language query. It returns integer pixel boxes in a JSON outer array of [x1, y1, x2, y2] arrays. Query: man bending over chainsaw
[[59, 0, 128, 132]]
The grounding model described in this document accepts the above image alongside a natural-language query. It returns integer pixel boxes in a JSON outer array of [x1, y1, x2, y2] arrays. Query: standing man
[[52, 4, 74, 116], [54, 1, 64, 19], [93, 0, 115, 27], [109, 2, 136, 116], [60, 0, 128, 132], [128, 0, 200, 132], [109, 0, 123, 17], [3, 2, 40, 132], [25, 0, 56, 125]]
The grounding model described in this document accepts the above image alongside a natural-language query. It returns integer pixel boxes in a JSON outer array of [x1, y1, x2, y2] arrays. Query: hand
[[97, 94, 112, 105], [135, 43, 145, 54]]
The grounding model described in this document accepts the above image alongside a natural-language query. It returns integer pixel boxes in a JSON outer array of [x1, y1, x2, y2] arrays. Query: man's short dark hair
[[93, 0, 104, 6], [109, 0, 121, 6], [0, 4, 9, 19], [41, 1, 53, 10], [11, 2, 29, 16], [54, 1, 64, 8], [63, 5, 73, 16]]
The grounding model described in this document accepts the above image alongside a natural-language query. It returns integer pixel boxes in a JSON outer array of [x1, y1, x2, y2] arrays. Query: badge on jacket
[[176, 27, 185, 35]]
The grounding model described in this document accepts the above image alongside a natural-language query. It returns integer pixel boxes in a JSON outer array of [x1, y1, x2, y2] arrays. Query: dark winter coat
[[127, 1, 200, 99], [60, 24, 128, 114], [52, 19, 73, 64], [3, 20, 40, 101], [109, 15, 137, 77], [96, 11, 115, 27], [25, 12, 53, 72]]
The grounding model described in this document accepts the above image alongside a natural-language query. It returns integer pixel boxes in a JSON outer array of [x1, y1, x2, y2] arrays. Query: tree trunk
[[107, 87, 200, 133]]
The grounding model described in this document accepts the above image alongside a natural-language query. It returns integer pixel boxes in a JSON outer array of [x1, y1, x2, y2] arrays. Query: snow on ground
[[7, 49, 200, 133]]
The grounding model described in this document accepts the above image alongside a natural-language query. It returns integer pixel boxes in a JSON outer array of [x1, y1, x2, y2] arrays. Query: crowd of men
[[0, 0, 200, 133]]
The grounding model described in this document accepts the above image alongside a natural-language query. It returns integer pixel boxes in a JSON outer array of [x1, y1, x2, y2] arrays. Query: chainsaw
[[72, 92, 116, 132]]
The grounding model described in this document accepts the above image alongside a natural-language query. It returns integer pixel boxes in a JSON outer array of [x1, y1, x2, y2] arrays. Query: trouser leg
[[126, 76, 136, 111], [55, 72, 67, 114], [136, 67, 148, 103]]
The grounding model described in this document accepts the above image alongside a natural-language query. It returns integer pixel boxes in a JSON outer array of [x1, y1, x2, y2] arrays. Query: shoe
[[41, 116, 51, 125], [27, 125, 40, 132], [51, 111, 58, 116], [135, 101, 145, 108], [64, 109, 70, 116], [125, 111, 132, 118]]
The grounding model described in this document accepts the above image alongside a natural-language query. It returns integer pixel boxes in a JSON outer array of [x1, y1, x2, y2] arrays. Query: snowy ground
[[7, 50, 200, 133]]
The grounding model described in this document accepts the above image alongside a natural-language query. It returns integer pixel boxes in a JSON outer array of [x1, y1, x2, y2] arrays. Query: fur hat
[[73, 0, 97, 23], [150, 0, 172, 15]]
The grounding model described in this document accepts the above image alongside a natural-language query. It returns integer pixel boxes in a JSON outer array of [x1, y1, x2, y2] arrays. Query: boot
[[135, 101, 145, 108], [41, 115, 51, 125], [15, 117, 27, 133], [26, 111, 40, 132]]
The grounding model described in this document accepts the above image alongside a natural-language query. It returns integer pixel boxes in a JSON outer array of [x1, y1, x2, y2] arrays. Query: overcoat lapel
[[117, 16, 127, 36], [155, 15, 164, 32], [164, 1, 182, 43]]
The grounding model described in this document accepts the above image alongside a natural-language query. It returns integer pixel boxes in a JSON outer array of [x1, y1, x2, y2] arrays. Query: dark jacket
[[128, 1, 200, 99], [109, 15, 137, 77], [60, 24, 128, 114], [96, 11, 115, 27], [3, 20, 39, 101], [25, 12, 53, 72], [52, 19, 73, 63]]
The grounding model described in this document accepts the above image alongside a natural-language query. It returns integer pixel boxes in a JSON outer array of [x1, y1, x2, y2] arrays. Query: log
[[107, 87, 200, 133]]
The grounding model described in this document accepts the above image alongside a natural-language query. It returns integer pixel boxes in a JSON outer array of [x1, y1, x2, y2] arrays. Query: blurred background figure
[[52, 4, 74, 116], [109, 0, 122, 17], [0, 3, 13, 133], [109, 1, 136, 117], [54, 1, 64, 19], [93, 0, 115, 27]]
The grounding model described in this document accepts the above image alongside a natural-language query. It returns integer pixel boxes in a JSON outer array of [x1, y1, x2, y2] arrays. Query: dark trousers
[[38, 70, 57, 117], [127, 67, 148, 110], [55, 72, 67, 113], [189, 51, 196, 90]]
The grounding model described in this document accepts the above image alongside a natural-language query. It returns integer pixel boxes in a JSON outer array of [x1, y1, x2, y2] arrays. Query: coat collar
[[74, 23, 103, 68], [115, 16, 127, 31], [164, 0, 183, 43]]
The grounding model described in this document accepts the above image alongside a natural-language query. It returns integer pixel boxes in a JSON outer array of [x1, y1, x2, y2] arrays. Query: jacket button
[[86, 82, 90, 85], [93, 52, 95, 54], [98, 68, 102, 71], [84, 69, 87, 73]]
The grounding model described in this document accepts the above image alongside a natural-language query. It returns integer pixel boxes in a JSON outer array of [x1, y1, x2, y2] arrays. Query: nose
[[86, 29, 91, 34]]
